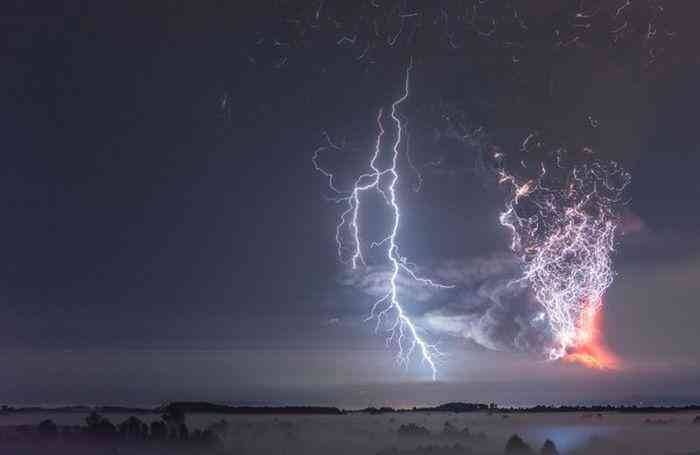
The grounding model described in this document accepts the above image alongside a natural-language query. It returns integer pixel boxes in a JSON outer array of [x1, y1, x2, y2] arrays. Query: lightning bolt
[[313, 61, 452, 381]]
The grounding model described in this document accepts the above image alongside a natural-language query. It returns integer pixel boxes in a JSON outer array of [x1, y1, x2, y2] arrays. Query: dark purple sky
[[1, 1, 699, 407]]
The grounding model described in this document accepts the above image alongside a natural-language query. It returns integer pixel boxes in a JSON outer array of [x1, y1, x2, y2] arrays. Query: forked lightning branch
[[313, 62, 452, 381]]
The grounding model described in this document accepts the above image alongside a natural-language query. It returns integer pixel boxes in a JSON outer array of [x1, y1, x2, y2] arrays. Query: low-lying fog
[[2, 411, 700, 454]]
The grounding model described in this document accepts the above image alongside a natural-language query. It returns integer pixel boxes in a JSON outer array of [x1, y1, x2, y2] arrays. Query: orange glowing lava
[[563, 304, 619, 370]]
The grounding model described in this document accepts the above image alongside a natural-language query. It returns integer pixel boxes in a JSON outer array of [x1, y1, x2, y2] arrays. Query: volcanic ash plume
[[498, 159, 630, 366], [341, 255, 556, 355]]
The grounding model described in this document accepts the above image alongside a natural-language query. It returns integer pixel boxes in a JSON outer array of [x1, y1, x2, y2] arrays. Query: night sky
[[2, 1, 700, 407]]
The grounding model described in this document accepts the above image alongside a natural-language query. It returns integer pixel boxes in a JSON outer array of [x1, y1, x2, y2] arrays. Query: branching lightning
[[313, 62, 452, 381], [498, 159, 630, 362]]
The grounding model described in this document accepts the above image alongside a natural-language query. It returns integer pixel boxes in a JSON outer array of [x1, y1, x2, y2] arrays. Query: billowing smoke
[[340, 254, 555, 355]]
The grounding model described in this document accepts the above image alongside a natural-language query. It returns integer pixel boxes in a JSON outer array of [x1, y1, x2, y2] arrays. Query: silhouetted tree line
[[359, 403, 497, 414], [376, 443, 471, 455], [499, 404, 700, 414], [2, 401, 344, 416], [1, 404, 151, 414], [357, 402, 700, 414], [505, 434, 560, 455], [158, 401, 344, 415], [6, 401, 700, 417], [34, 407, 221, 448], [375, 433, 558, 455]]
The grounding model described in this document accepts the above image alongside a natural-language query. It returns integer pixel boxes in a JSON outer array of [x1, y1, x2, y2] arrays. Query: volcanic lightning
[[313, 61, 452, 381], [498, 158, 630, 367]]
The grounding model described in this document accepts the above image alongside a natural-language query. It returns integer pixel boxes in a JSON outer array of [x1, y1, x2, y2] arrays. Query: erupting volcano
[[498, 160, 630, 364], [563, 303, 619, 370]]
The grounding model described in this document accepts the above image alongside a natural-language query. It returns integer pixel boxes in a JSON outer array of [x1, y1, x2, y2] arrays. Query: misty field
[[1, 411, 700, 454]]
